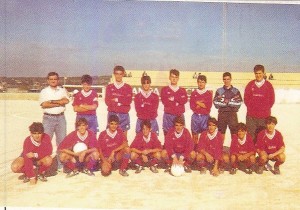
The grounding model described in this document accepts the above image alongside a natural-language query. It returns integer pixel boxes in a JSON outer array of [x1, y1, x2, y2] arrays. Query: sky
[[0, 0, 300, 77]]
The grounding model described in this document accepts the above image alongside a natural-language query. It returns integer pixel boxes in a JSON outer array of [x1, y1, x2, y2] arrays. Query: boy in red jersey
[[229, 123, 256, 175], [161, 69, 188, 136], [161, 116, 195, 173], [105, 66, 132, 138], [244, 65, 275, 142], [97, 115, 131, 177], [256, 116, 285, 175], [190, 75, 213, 145], [130, 120, 162, 173], [11, 122, 53, 185], [73, 74, 99, 134], [195, 118, 226, 176], [58, 118, 99, 177], [134, 75, 160, 135]]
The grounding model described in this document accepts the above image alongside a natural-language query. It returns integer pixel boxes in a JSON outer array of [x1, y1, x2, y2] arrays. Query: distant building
[[28, 82, 42, 93]]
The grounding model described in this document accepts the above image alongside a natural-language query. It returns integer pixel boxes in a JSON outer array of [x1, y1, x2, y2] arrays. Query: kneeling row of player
[[11, 115, 285, 184]]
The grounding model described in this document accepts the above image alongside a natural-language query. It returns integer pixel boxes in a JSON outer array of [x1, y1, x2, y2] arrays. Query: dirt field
[[1, 94, 300, 209]]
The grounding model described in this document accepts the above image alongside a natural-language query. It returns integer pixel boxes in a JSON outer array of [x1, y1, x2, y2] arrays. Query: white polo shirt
[[39, 86, 69, 114]]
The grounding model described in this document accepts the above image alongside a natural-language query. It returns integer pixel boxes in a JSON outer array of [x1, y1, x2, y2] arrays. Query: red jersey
[[134, 90, 159, 120], [97, 128, 127, 157], [130, 131, 162, 151], [161, 85, 188, 115], [230, 133, 255, 155], [58, 130, 97, 151], [164, 127, 194, 159], [72, 89, 98, 115], [21, 134, 52, 159], [196, 130, 223, 160], [105, 83, 132, 113], [190, 89, 213, 115], [244, 80, 275, 118], [256, 129, 285, 154]]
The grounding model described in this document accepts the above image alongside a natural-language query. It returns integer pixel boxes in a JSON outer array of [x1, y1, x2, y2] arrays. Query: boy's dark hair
[[254, 64, 265, 73], [170, 69, 180, 77], [174, 116, 185, 126], [197, 75, 207, 83], [141, 120, 151, 129], [29, 122, 44, 133], [207, 117, 218, 126], [141, 75, 151, 84], [223, 72, 231, 78], [108, 115, 119, 124], [114, 65, 125, 73], [236, 123, 247, 132], [76, 118, 88, 127], [47, 72, 59, 79], [265, 116, 277, 125], [81, 74, 93, 85]]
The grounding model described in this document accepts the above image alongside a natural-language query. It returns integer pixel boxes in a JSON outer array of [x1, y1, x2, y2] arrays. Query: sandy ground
[[1, 94, 300, 209]]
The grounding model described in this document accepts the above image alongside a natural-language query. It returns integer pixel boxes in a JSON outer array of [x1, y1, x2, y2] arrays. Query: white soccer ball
[[73, 142, 88, 153], [171, 164, 185, 177]]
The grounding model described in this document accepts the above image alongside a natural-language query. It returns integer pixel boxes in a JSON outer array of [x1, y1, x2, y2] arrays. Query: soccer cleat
[[150, 165, 159, 173], [219, 168, 225, 174], [199, 167, 207, 174], [82, 169, 95, 176], [266, 162, 273, 171], [66, 170, 79, 178], [119, 169, 129, 177], [273, 167, 280, 175], [184, 165, 192, 173], [135, 165, 143, 174], [256, 166, 264, 174], [38, 174, 48, 182], [245, 168, 253, 175], [18, 174, 26, 180], [23, 176, 30, 183], [164, 167, 171, 173], [229, 168, 237, 175], [45, 170, 58, 177]]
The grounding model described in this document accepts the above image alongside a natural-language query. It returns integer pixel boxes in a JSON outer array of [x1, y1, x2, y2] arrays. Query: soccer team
[[11, 65, 286, 184]]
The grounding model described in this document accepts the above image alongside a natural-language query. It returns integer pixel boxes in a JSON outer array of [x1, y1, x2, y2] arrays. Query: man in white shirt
[[39, 72, 69, 170]]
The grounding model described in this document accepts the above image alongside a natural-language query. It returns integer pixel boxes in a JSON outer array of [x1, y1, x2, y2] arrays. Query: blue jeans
[[43, 114, 67, 169]]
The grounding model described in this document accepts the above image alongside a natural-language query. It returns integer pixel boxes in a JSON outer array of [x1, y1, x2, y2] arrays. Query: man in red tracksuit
[[244, 64, 275, 142]]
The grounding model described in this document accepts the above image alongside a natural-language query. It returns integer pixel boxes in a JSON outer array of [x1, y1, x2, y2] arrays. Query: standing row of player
[[11, 64, 285, 184], [73, 65, 274, 142]]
